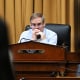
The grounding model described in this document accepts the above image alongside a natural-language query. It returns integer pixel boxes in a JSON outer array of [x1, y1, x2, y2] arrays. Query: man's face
[[30, 17, 45, 32]]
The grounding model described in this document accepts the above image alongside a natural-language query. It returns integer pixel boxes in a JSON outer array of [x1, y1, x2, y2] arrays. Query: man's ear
[[30, 24, 31, 27], [43, 23, 46, 27], [30, 24, 32, 29]]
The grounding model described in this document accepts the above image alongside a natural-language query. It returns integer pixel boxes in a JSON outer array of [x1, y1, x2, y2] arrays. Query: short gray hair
[[30, 13, 45, 23]]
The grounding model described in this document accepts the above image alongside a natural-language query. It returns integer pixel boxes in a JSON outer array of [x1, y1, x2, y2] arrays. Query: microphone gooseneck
[[20, 38, 31, 43]]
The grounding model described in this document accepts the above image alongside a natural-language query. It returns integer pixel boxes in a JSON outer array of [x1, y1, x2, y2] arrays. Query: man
[[18, 13, 57, 45]]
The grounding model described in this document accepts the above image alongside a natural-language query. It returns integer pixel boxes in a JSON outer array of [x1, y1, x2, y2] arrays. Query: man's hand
[[31, 29, 46, 40], [31, 29, 40, 40]]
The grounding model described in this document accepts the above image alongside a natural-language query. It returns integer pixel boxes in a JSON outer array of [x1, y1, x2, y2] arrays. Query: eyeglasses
[[31, 23, 42, 27]]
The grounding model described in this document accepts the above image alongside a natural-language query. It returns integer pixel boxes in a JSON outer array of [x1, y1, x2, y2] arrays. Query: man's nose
[[35, 25, 39, 28]]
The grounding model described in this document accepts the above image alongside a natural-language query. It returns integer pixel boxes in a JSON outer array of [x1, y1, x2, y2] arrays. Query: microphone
[[20, 38, 31, 43], [36, 34, 41, 39]]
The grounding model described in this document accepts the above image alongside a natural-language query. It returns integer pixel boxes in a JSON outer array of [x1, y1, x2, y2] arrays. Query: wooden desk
[[10, 41, 80, 80], [16, 77, 80, 80], [10, 41, 67, 80]]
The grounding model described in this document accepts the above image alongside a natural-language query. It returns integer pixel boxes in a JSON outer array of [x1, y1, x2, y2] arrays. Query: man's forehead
[[31, 17, 42, 23]]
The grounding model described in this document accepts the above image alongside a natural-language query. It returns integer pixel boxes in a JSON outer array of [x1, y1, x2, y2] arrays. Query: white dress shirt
[[18, 28, 57, 45]]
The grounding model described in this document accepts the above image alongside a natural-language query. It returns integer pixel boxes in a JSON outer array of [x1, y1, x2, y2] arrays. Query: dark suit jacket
[[0, 18, 15, 80]]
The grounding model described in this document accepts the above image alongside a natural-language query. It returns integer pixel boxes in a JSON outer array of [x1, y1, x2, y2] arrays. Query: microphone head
[[36, 34, 41, 39]]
